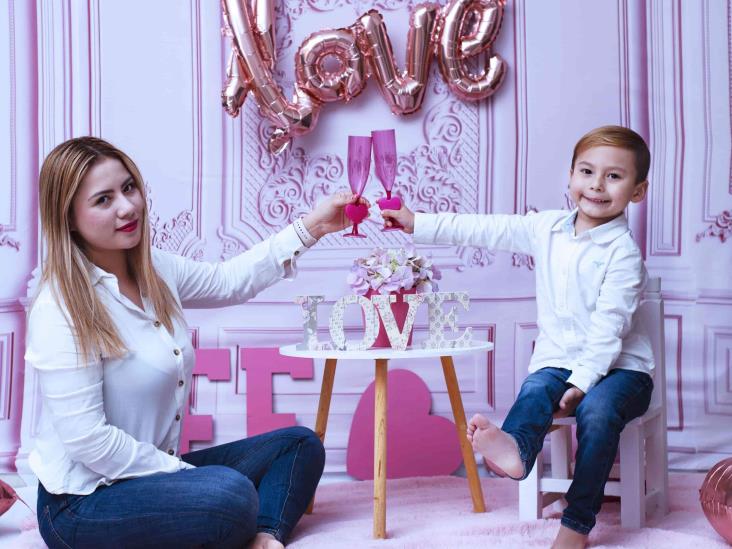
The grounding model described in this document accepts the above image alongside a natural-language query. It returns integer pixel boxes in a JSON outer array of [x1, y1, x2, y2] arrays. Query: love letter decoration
[[221, 0, 506, 154], [296, 291, 473, 351]]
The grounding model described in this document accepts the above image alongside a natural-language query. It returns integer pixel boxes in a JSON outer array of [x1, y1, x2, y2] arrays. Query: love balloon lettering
[[221, 0, 506, 154], [295, 292, 474, 351]]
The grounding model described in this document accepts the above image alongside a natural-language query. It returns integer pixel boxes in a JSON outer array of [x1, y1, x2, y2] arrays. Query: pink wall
[[0, 0, 731, 476]]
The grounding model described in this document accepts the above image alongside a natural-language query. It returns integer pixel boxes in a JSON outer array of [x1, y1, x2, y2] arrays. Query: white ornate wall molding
[[703, 325, 732, 416], [0, 333, 14, 422], [694, 0, 732, 243], [696, 210, 732, 242], [665, 314, 684, 433], [512, 0, 528, 216], [647, 0, 684, 257], [0, 0, 20, 252]]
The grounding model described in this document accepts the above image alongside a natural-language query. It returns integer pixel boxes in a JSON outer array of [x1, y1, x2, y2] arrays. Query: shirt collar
[[551, 208, 630, 244], [88, 262, 116, 287], [87, 262, 151, 314]]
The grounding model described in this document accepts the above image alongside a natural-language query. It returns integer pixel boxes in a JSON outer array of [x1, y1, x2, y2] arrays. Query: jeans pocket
[[40, 505, 74, 549]]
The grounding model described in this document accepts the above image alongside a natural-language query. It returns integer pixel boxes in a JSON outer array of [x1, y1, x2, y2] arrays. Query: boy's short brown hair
[[571, 125, 651, 183]]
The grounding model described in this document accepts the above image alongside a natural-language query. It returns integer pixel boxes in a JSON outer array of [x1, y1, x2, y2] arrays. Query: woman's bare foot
[[467, 414, 523, 479], [249, 532, 285, 549], [551, 525, 588, 549]]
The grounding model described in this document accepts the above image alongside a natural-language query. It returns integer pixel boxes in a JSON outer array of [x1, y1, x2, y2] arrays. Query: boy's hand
[[380, 205, 415, 234], [554, 386, 585, 419]]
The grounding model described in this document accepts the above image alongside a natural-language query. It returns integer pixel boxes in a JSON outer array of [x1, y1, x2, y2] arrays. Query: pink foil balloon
[[700, 457, 732, 544], [437, 0, 507, 101], [0, 478, 29, 516], [221, 0, 508, 154], [295, 28, 366, 104], [356, 5, 439, 115], [221, 0, 321, 155], [221, 49, 248, 117]]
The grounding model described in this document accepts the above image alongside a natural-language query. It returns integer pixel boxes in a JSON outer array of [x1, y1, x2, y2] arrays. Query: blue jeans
[[502, 367, 653, 535], [37, 426, 325, 548]]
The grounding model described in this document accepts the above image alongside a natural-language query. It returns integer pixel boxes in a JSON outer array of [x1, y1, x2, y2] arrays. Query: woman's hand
[[302, 191, 371, 239], [380, 205, 416, 234]]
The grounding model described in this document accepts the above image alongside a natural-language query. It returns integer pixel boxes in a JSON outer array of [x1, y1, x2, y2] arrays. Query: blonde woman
[[27, 136, 366, 549]]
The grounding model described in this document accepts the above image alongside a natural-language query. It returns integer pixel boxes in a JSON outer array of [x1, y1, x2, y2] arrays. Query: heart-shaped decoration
[[346, 369, 463, 479], [377, 196, 402, 211], [345, 203, 369, 224]]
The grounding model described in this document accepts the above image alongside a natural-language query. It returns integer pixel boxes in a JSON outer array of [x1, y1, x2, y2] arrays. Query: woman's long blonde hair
[[38, 136, 181, 363]]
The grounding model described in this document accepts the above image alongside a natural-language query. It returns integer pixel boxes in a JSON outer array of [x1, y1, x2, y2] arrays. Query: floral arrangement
[[347, 247, 442, 295]]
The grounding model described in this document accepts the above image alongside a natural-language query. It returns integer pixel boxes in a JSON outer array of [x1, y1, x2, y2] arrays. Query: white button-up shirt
[[413, 209, 654, 394], [26, 224, 307, 495]]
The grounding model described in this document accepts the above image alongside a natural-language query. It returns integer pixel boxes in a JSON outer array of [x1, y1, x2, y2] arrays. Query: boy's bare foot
[[249, 532, 285, 549], [467, 414, 523, 479], [551, 525, 588, 549]]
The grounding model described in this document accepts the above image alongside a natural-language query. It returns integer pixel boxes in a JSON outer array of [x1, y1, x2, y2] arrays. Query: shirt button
[[154, 320, 161, 328], [173, 348, 181, 356], [167, 449, 174, 455], [178, 380, 184, 387], [175, 414, 181, 421], [294, 250, 300, 256]]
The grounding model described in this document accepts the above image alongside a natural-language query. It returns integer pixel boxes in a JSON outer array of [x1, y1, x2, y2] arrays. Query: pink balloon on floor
[[347, 369, 463, 480], [700, 457, 732, 544]]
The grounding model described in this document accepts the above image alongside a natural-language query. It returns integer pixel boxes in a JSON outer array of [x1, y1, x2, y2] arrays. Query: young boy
[[381, 126, 655, 549]]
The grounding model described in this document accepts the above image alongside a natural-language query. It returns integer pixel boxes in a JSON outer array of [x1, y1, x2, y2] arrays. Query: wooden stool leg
[[440, 355, 486, 513], [306, 358, 337, 514], [373, 358, 388, 539]]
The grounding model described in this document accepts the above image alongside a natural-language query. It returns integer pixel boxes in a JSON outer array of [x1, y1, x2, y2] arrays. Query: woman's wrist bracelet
[[294, 217, 318, 248]]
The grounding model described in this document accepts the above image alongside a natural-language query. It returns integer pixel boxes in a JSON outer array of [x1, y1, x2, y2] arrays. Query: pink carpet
[[289, 473, 729, 548], [4, 473, 729, 548]]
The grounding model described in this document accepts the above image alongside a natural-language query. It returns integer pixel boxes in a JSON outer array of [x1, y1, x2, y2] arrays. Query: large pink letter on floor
[[240, 348, 314, 436], [180, 348, 232, 453]]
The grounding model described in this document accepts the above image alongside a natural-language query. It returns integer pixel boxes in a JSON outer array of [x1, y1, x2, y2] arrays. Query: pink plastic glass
[[344, 135, 372, 238], [372, 129, 403, 231]]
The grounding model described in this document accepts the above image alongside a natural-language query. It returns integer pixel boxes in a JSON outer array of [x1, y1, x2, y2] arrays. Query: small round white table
[[279, 341, 494, 539]]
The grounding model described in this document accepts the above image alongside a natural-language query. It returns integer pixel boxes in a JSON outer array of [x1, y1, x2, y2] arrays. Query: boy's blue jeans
[[502, 367, 653, 535], [36, 426, 325, 548]]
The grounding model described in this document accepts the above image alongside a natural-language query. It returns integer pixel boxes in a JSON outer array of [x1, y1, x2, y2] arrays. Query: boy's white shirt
[[25, 224, 307, 495], [413, 209, 654, 394]]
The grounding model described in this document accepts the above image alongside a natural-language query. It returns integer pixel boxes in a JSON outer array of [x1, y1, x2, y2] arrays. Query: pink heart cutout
[[345, 203, 369, 224], [377, 196, 402, 211], [346, 369, 463, 479]]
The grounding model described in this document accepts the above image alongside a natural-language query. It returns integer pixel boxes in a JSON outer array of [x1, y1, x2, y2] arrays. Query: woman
[[27, 136, 366, 548]]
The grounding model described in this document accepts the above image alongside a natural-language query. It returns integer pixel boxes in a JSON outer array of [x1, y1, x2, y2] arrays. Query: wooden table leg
[[440, 355, 486, 513], [306, 358, 337, 514], [373, 358, 388, 539]]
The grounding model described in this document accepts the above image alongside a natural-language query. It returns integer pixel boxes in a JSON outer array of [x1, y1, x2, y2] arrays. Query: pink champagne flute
[[344, 135, 372, 238], [372, 129, 403, 231]]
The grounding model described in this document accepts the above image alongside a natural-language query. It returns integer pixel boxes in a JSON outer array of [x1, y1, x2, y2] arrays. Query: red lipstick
[[117, 220, 138, 232]]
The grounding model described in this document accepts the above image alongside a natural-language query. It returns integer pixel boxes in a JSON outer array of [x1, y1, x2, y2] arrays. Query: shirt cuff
[[273, 224, 309, 279], [566, 367, 601, 394], [412, 213, 441, 244]]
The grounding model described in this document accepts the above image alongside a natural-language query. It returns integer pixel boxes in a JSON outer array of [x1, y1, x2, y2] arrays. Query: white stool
[[518, 277, 668, 528]]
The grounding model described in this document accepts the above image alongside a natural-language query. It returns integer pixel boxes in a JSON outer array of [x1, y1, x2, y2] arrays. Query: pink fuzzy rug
[[3, 473, 728, 548], [289, 473, 729, 548]]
